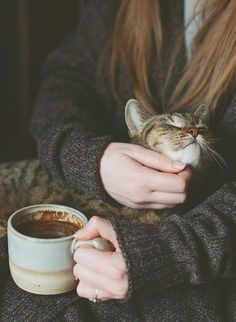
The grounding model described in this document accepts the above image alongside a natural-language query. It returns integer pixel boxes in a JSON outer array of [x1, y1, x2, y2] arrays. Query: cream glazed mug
[[7, 204, 111, 295]]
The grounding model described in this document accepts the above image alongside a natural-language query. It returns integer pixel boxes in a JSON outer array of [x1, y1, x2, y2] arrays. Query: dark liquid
[[17, 220, 79, 239]]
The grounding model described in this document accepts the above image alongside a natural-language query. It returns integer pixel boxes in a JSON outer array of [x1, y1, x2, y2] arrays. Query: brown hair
[[109, 0, 236, 113]]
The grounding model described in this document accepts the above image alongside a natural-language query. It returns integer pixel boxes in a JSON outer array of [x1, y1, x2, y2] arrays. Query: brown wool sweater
[[1, 1, 236, 321]]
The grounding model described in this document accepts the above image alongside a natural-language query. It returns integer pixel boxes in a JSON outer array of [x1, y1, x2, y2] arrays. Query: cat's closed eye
[[125, 99, 215, 168]]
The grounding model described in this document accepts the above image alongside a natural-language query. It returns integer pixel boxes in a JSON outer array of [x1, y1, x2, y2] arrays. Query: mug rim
[[7, 204, 88, 243]]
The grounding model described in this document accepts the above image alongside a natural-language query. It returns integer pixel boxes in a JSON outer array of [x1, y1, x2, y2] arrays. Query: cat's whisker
[[204, 139, 223, 145], [205, 139, 222, 144], [202, 142, 228, 174], [208, 148, 228, 169], [206, 137, 221, 141], [206, 145, 226, 163], [204, 142, 225, 149], [203, 149, 223, 172]]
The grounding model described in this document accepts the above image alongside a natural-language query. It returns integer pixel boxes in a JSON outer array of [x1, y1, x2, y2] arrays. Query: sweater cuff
[[111, 218, 188, 297]]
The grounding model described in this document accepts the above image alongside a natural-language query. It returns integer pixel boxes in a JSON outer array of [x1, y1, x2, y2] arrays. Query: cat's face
[[125, 99, 211, 168]]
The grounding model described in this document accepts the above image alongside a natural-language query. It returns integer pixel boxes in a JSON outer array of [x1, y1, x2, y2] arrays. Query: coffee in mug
[[7, 204, 111, 295], [14, 209, 82, 239]]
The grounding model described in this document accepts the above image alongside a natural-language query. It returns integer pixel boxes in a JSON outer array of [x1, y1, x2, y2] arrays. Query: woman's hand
[[73, 216, 128, 301], [100, 142, 192, 209]]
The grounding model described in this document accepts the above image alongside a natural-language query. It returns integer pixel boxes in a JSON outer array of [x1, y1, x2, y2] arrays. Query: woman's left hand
[[73, 216, 128, 301]]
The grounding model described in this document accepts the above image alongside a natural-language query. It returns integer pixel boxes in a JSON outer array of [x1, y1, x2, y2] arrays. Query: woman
[[1, 0, 236, 321]]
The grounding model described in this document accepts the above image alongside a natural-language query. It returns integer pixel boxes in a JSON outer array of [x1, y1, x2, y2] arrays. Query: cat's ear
[[125, 99, 150, 137], [193, 104, 209, 125]]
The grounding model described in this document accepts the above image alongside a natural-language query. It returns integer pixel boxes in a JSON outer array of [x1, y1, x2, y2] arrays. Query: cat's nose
[[187, 127, 198, 138]]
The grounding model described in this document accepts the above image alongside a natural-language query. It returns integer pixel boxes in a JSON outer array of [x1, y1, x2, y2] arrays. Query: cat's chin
[[166, 143, 202, 168]]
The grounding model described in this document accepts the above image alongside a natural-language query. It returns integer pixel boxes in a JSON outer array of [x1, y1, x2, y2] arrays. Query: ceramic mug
[[7, 204, 111, 295]]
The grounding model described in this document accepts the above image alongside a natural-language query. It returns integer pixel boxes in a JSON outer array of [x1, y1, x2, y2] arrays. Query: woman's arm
[[72, 182, 236, 300], [31, 2, 117, 202], [110, 96, 236, 296], [72, 188, 236, 301], [111, 181, 236, 296], [31, 1, 192, 208], [73, 96, 236, 299]]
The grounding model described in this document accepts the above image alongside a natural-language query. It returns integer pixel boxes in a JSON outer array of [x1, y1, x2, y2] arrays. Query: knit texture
[[1, 0, 236, 321], [112, 182, 236, 296], [30, 0, 186, 206], [2, 179, 236, 322]]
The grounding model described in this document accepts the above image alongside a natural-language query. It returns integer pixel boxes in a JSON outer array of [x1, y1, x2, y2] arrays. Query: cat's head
[[125, 99, 211, 168]]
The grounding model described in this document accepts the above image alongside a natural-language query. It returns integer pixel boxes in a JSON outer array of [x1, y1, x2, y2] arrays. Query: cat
[[0, 100, 215, 236], [125, 99, 211, 172], [122, 99, 214, 220]]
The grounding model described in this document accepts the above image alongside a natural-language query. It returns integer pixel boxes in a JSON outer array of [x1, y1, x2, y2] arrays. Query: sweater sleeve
[[30, 1, 118, 203], [111, 96, 236, 296], [112, 181, 236, 297]]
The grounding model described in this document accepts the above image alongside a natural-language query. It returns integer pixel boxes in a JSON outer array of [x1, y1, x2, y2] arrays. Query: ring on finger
[[89, 288, 101, 303]]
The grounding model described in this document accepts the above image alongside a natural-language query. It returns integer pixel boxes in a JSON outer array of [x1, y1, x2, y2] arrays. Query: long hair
[[109, 0, 236, 113]]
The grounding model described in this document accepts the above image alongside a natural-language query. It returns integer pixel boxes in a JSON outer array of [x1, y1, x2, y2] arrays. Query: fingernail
[[171, 161, 186, 169]]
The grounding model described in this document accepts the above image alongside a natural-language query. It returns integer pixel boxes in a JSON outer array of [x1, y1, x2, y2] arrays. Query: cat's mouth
[[183, 139, 200, 150]]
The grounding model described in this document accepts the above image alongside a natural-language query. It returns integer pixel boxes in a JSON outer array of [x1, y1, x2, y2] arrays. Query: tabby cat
[[125, 99, 211, 171], [0, 100, 214, 237]]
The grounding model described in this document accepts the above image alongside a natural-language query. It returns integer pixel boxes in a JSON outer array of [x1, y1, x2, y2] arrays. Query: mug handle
[[71, 237, 112, 253]]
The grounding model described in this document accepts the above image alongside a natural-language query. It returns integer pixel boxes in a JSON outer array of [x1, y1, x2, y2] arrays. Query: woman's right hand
[[100, 142, 192, 209]]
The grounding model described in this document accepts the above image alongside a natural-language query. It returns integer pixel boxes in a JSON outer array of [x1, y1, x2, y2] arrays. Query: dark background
[[0, 0, 79, 162]]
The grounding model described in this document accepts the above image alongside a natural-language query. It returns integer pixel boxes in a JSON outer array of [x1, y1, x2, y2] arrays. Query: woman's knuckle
[[90, 215, 106, 228], [90, 216, 100, 225], [114, 284, 127, 297], [76, 283, 83, 296], [113, 268, 126, 280], [74, 249, 84, 263], [73, 264, 82, 279], [73, 265, 77, 277], [73, 251, 78, 263], [113, 269, 122, 280]]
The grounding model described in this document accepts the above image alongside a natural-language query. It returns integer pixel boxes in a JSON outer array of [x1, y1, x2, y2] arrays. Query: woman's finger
[[73, 248, 127, 278], [74, 217, 119, 249], [140, 167, 192, 193], [74, 263, 128, 299], [77, 280, 114, 301], [126, 144, 186, 173], [146, 191, 187, 205]]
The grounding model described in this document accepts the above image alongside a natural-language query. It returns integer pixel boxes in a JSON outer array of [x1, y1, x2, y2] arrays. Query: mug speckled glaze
[[7, 204, 111, 295]]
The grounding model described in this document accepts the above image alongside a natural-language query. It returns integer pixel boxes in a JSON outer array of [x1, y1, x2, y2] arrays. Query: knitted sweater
[[1, 1, 236, 321]]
